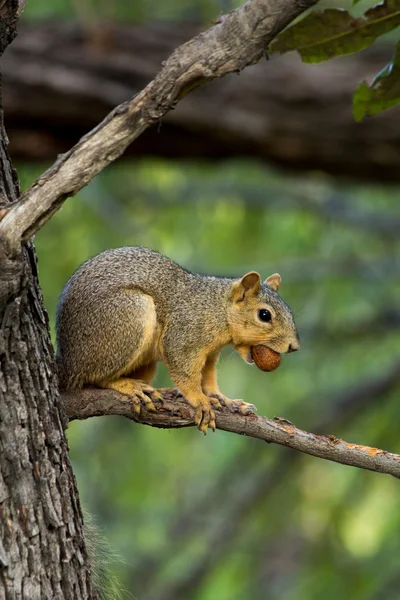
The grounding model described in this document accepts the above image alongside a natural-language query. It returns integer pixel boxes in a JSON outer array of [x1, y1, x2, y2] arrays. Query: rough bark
[[0, 3, 97, 598], [3, 22, 400, 182]]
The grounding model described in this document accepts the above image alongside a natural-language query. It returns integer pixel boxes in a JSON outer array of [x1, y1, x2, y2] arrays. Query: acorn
[[251, 345, 281, 372]]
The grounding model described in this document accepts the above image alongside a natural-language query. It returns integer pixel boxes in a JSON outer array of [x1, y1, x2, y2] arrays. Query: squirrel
[[56, 247, 300, 433]]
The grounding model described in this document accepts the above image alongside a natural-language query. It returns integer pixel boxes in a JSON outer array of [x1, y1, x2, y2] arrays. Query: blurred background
[[6, 0, 400, 599]]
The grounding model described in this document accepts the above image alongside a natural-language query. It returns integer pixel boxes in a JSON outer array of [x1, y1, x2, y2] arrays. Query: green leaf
[[270, 1, 400, 63], [353, 41, 400, 121]]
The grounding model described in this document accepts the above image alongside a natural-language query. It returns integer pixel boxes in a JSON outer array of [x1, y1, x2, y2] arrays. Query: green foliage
[[353, 40, 400, 120], [21, 158, 400, 600], [20, 0, 228, 24], [18, 0, 400, 120], [270, 1, 400, 62], [270, 0, 400, 117]]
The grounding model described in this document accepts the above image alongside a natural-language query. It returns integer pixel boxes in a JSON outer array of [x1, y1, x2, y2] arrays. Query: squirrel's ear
[[265, 273, 281, 291], [232, 272, 261, 302]]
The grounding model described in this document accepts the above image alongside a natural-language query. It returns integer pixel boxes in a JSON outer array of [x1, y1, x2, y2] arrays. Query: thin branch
[[63, 372, 400, 479], [0, 0, 318, 255]]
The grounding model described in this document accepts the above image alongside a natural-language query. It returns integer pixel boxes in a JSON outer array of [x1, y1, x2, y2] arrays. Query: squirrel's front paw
[[210, 394, 257, 416], [191, 397, 216, 435]]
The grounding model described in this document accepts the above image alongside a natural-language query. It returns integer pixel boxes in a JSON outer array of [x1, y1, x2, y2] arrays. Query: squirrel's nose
[[288, 341, 300, 353]]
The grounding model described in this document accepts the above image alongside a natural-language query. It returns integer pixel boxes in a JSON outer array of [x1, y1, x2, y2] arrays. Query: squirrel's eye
[[258, 309, 272, 323]]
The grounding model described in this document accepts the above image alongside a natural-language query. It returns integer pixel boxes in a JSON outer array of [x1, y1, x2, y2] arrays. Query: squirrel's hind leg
[[104, 361, 162, 414], [128, 361, 157, 384], [89, 291, 161, 412], [102, 378, 158, 414]]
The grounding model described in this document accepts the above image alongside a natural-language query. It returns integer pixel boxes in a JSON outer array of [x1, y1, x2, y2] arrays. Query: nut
[[251, 345, 281, 372]]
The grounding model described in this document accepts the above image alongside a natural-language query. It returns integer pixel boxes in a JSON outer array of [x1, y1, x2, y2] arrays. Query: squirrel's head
[[227, 271, 300, 364]]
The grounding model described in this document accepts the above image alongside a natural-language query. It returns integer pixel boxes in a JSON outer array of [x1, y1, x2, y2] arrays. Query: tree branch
[[0, 0, 317, 255], [4, 24, 399, 182], [63, 377, 400, 479]]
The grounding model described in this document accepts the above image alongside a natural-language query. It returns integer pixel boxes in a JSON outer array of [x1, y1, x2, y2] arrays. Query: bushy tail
[[83, 508, 127, 600]]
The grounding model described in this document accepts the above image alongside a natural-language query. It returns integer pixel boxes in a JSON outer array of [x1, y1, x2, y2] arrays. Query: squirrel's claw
[[153, 391, 164, 401], [208, 396, 222, 410], [104, 378, 158, 413], [132, 390, 157, 413], [212, 395, 257, 416], [236, 401, 257, 415], [194, 400, 216, 434], [146, 387, 163, 402], [133, 383, 161, 411]]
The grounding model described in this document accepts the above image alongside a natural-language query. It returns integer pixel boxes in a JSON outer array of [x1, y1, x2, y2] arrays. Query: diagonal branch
[[0, 0, 318, 255], [63, 369, 400, 479], [3, 24, 400, 181]]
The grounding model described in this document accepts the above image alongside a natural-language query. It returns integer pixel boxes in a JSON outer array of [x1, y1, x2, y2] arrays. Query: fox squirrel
[[56, 247, 299, 433]]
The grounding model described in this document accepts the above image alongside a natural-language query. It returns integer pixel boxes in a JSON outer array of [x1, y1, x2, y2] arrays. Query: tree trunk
[[3, 22, 400, 182], [0, 4, 96, 598]]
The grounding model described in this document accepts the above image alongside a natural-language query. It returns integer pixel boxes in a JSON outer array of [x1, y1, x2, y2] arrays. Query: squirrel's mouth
[[245, 349, 254, 364], [235, 344, 277, 365], [234, 344, 255, 364]]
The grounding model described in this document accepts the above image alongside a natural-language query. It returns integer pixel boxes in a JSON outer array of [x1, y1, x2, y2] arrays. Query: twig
[[0, 0, 318, 255], [63, 378, 400, 479]]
